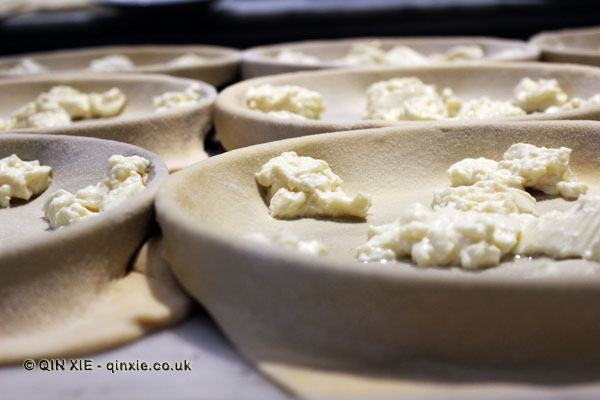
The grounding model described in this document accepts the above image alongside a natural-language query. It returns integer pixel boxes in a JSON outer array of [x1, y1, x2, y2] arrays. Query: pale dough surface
[[0, 74, 216, 171], [242, 37, 539, 78], [0, 45, 241, 87], [1, 236, 193, 364], [216, 62, 600, 150], [156, 121, 600, 398]]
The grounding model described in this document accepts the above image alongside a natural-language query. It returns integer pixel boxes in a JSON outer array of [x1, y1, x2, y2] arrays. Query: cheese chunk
[[517, 194, 600, 261], [432, 180, 537, 215], [447, 144, 587, 199], [246, 231, 328, 255], [44, 155, 149, 228], [383, 46, 431, 66], [357, 203, 530, 268], [499, 143, 587, 197], [255, 151, 371, 219], [88, 54, 134, 72], [246, 84, 325, 120], [275, 49, 320, 65], [429, 45, 484, 62], [153, 84, 204, 113], [455, 97, 526, 120], [447, 158, 520, 187], [0, 154, 52, 208], [8, 58, 48, 75], [365, 77, 526, 121], [337, 41, 386, 65], [168, 53, 206, 67], [365, 77, 449, 121], [0, 85, 127, 130], [512, 78, 569, 113]]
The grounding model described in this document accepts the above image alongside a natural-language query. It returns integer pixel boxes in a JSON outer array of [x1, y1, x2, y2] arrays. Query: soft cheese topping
[[365, 77, 598, 122], [334, 41, 484, 66], [358, 143, 589, 269], [168, 53, 206, 67], [255, 151, 371, 219], [246, 84, 325, 120], [275, 49, 320, 65], [0, 154, 52, 208], [246, 230, 328, 255], [432, 180, 537, 215], [0, 85, 127, 130], [44, 155, 149, 228], [153, 84, 205, 112], [88, 54, 134, 72], [448, 144, 588, 199], [365, 77, 451, 121], [517, 194, 600, 261], [512, 77, 568, 113], [7, 58, 48, 75], [356, 203, 531, 268]]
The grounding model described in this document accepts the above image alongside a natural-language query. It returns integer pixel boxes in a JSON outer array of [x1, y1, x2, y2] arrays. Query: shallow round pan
[[216, 62, 600, 150], [531, 26, 600, 67], [0, 45, 241, 87], [157, 120, 600, 369], [1, 73, 216, 171], [0, 134, 190, 363], [242, 36, 540, 78]]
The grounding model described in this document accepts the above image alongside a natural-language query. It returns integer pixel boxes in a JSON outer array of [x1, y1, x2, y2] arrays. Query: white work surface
[[0, 310, 290, 400]]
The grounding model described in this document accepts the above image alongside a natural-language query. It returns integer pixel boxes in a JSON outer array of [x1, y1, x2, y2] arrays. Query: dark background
[[0, 0, 599, 56]]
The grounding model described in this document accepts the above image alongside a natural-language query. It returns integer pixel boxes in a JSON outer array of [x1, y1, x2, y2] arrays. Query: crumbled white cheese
[[365, 77, 527, 121], [168, 53, 206, 67], [275, 49, 320, 65], [255, 151, 371, 219], [88, 54, 134, 72], [446, 144, 588, 199], [336, 41, 386, 65], [383, 45, 431, 66], [432, 180, 537, 215], [517, 194, 600, 261], [153, 84, 204, 113], [455, 97, 526, 120], [499, 143, 587, 198], [334, 42, 484, 66], [7, 58, 48, 75], [246, 84, 325, 120], [364, 77, 449, 121], [357, 203, 531, 268], [246, 230, 328, 255], [358, 142, 590, 268], [0, 85, 127, 130], [44, 155, 149, 228], [0, 154, 52, 208], [512, 77, 569, 113], [429, 45, 484, 62]]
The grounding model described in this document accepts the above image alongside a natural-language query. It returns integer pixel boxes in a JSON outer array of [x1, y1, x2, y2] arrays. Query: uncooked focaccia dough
[[255, 151, 371, 219], [0, 236, 193, 364]]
